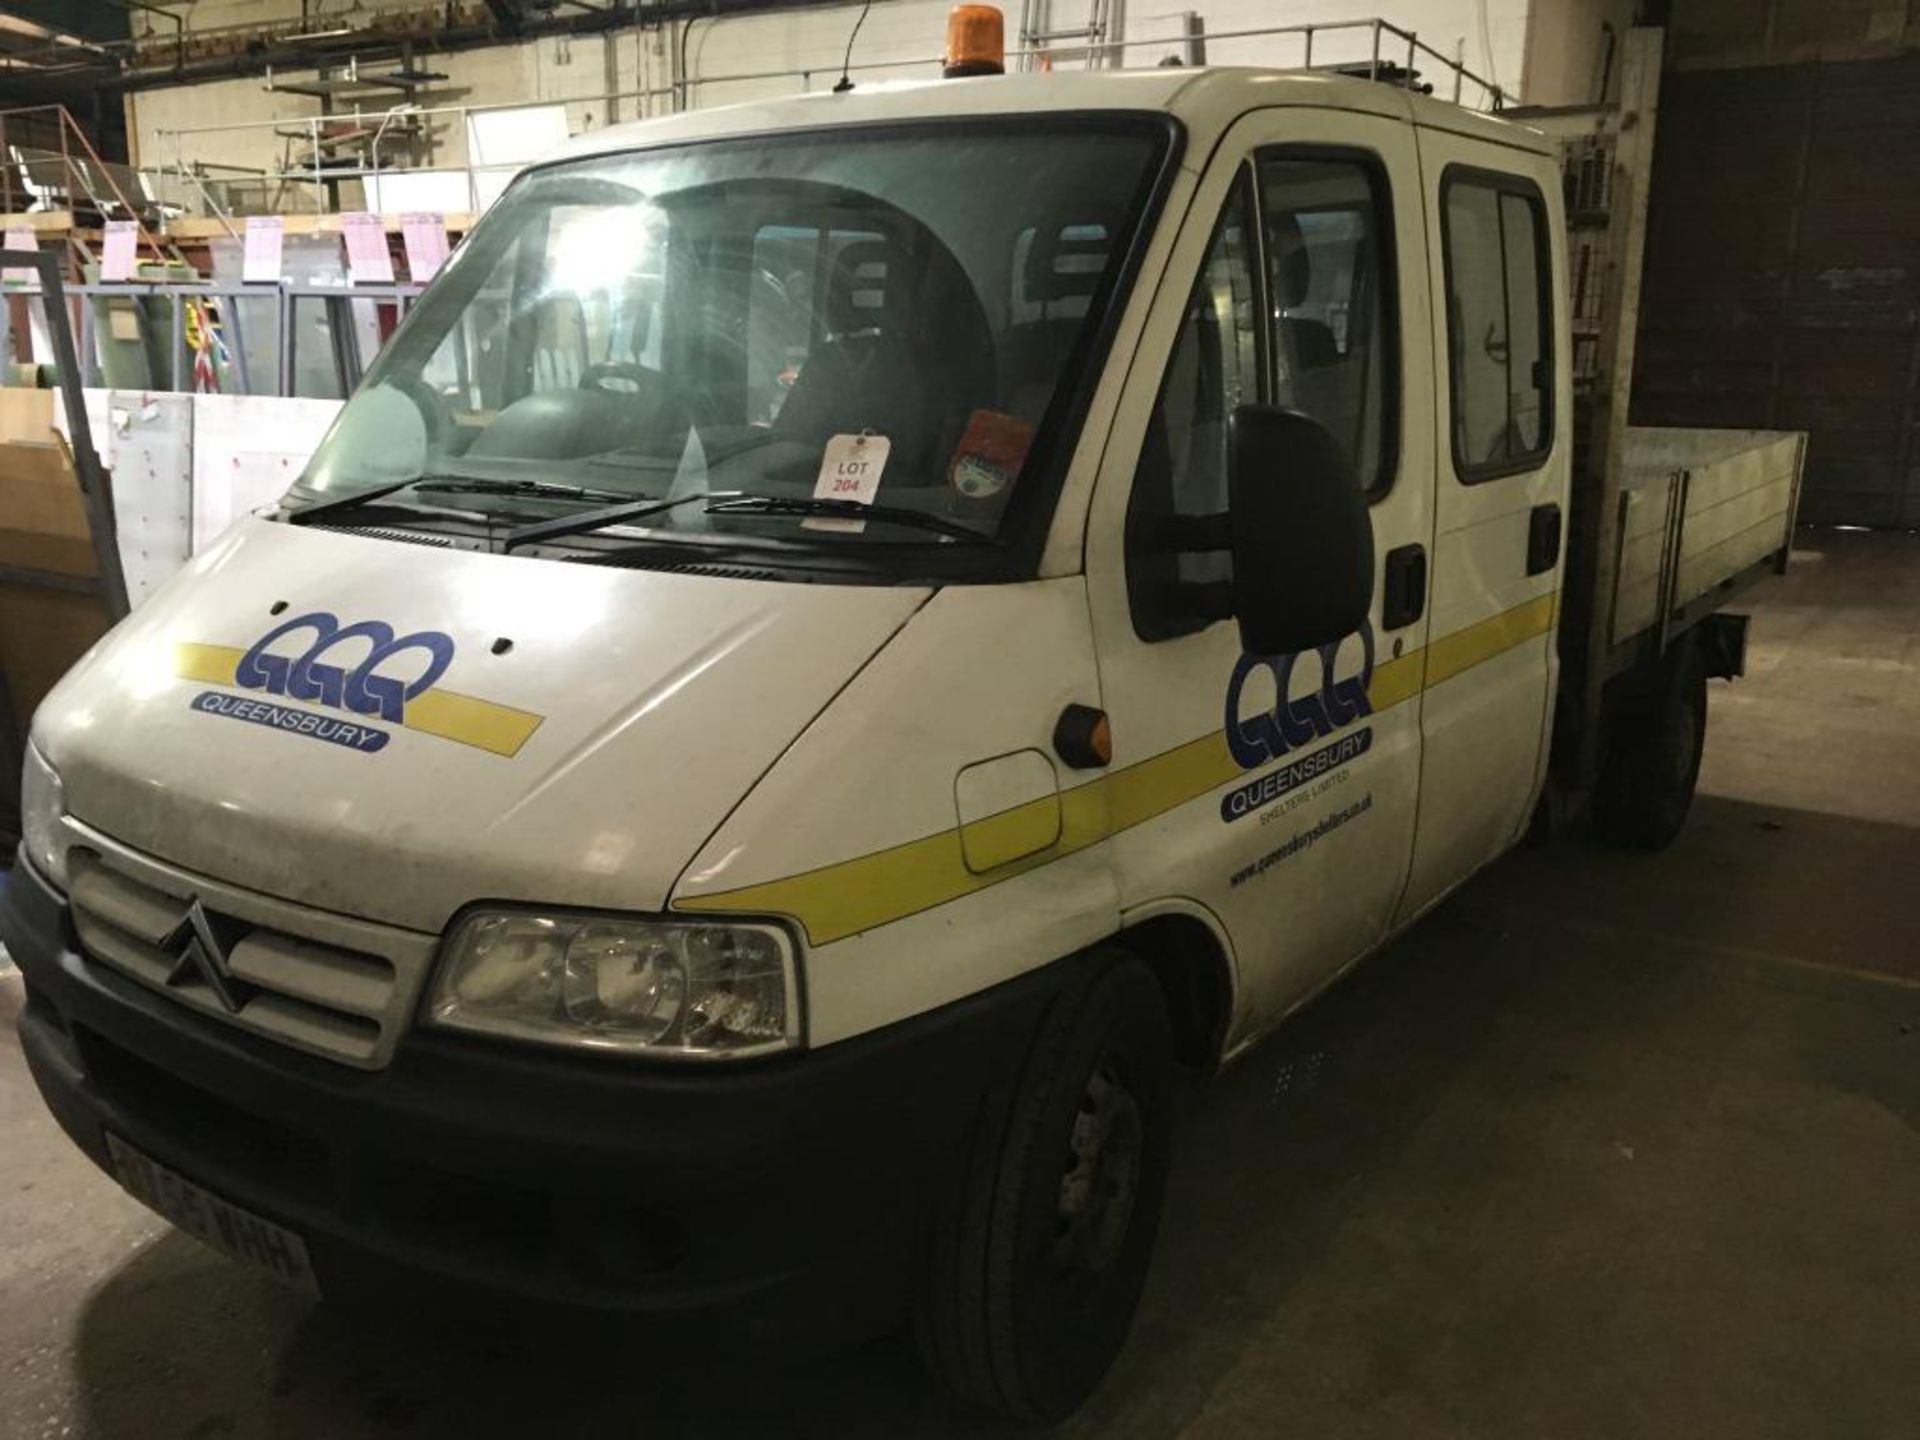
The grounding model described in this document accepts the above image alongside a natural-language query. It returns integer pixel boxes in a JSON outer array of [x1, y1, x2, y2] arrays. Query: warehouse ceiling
[[0, 3, 121, 69], [0, 1, 128, 46]]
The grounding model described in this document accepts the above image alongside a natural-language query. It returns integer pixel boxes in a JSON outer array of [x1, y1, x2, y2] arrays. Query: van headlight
[[426, 910, 801, 1059], [20, 743, 69, 891]]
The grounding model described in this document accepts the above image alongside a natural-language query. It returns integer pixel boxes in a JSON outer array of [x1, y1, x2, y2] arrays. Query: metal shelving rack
[[263, 48, 451, 212]]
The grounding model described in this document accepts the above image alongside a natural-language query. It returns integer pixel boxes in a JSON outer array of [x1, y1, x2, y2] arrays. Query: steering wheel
[[580, 361, 660, 396]]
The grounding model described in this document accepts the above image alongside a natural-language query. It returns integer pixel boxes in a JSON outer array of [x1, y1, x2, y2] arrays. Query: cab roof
[[552, 67, 1551, 170]]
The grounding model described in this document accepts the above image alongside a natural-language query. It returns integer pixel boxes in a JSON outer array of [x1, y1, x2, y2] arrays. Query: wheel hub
[[1054, 1061, 1142, 1274]]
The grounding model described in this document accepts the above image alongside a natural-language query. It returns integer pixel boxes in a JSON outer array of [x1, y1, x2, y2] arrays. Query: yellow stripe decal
[[175, 643, 543, 758], [683, 592, 1558, 945], [959, 793, 1065, 873], [176, 641, 243, 686], [1368, 647, 1428, 710], [690, 786, 1113, 944], [1424, 592, 1557, 687], [402, 690, 544, 758]]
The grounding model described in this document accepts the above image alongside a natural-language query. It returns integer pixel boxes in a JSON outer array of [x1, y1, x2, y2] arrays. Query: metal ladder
[[1015, 0, 1116, 71]]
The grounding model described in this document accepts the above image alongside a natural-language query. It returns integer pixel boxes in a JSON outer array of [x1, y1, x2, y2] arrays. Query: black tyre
[[1593, 637, 1709, 851], [916, 951, 1174, 1422]]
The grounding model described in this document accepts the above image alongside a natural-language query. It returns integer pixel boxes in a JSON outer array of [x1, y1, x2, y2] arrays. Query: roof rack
[[1019, 16, 1509, 112]]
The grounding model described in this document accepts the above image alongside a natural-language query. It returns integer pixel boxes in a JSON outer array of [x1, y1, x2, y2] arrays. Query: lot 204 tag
[[807, 432, 891, 532]]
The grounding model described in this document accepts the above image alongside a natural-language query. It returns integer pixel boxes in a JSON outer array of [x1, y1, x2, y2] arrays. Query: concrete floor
[[3, 529, 1917, 1440]]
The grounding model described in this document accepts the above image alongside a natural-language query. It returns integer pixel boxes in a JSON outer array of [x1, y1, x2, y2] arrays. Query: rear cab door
[[1396, 120, 1570, 921], [1084, 99, 1437, 1047]]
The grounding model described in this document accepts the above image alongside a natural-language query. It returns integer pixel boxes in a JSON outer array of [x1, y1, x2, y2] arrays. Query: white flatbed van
[[6, 38, 1800, 1422]]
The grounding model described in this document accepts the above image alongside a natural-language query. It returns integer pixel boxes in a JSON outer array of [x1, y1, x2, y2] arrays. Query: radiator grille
[[66, 847, 434, 1069]]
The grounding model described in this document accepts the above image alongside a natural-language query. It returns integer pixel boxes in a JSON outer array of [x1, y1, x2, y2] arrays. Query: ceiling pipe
[[104, 1, 186, 73]]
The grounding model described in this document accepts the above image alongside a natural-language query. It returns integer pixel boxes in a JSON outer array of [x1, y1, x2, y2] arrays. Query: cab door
[[1395, 132, 1569, 922], [1084, 107, 1436, 1040]]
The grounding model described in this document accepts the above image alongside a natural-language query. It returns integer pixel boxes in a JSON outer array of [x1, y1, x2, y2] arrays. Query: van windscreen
[[286, 118, 1170, 564]]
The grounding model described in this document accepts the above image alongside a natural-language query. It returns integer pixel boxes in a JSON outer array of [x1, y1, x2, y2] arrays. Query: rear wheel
[[916, 951, 1173, 1422], [1593, 637, 1709, 850]]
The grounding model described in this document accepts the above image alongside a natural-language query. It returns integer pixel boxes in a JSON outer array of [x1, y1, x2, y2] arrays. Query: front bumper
[[2, 851, 1056, 1337]]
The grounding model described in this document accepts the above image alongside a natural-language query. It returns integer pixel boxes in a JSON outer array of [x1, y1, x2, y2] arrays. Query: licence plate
[[106, 1132, 320, 1297]]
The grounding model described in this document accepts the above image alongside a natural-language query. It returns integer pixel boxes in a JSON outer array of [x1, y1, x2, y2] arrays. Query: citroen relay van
[[5, 40, 1797, 1421]]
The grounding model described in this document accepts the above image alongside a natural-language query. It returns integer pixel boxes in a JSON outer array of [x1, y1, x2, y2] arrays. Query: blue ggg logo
[[1223, 620, 1376, 771], [235, 611, 456, 722]]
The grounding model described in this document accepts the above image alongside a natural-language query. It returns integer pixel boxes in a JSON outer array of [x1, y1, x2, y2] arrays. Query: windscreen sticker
[[175, 611, 544, 758], [949, 409, 1035, 501], [806, 431, 890, 532]]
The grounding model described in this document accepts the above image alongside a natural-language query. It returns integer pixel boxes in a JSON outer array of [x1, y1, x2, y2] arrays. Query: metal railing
[[149, 16, 1509, 217], [0, 105, 178, 266]]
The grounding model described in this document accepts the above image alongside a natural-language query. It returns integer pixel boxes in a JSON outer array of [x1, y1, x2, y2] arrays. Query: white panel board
[[364, 169, 481, 215], [51, 385, 116, 469], [103, 392, 195, 606], [467, 105, 571, 167], [473, 169, 517, 211], [52, 387, 191, 605], [190, 395, 343, 551]]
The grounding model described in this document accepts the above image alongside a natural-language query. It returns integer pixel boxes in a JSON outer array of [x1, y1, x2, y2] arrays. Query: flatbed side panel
[[1610, 427, 1805, 648]]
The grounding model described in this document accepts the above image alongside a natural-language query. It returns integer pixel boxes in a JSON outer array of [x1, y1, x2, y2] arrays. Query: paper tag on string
[[806, 432, 891, 532]]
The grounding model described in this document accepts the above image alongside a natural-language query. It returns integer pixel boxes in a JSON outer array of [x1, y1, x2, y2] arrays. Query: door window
[[1127, 151, 1398, 640], [1259, 156, 1396, 495], [1125, 170, 1261, 638], [1442, 171, 1552, 478]]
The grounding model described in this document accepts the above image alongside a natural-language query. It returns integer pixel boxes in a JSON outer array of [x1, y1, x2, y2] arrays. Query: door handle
[[1381, 543, 1426, 631], [1527, 503, 1562, 576]]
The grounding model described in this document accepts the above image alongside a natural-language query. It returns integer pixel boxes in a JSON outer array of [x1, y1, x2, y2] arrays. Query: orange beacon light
[[944, 5, 1006, 78]]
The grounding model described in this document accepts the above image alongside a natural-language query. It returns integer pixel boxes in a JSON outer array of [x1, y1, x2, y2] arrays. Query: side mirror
[[1227, 405, 1374, 656]]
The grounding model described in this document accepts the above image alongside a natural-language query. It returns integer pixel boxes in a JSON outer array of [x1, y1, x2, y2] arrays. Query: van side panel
[[670, 580, 1120, 1048]]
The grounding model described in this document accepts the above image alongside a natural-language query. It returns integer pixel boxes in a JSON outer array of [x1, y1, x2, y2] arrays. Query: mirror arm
[[1161, 580, 1234, 624], [1148, 511, 1231, 554]]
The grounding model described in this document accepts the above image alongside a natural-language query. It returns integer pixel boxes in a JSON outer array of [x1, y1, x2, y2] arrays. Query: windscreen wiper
[[501, 490, 746, 552], [704, 495, 995, 544], [288, 476, 636, 527]]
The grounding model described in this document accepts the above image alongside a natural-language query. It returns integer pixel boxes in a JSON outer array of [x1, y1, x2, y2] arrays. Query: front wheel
[[916, 951, 1173, 1421]]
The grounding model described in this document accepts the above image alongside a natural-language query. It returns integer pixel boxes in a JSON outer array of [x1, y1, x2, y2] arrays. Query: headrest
[[1026, 221, 1110, 303], [1269, 212, 1311, 308], [827, 239, 907, 335]]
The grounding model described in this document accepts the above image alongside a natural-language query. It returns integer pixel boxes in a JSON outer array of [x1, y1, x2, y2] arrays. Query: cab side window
[[1126, 172, 1261, 639], [1259, 155, 1396, 495], [1443, 171, 1552, 478], [1127, 154, 1397, 641]]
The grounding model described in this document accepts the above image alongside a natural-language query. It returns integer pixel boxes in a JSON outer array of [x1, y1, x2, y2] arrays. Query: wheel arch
[[1110, 900, 1239, 1073]]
